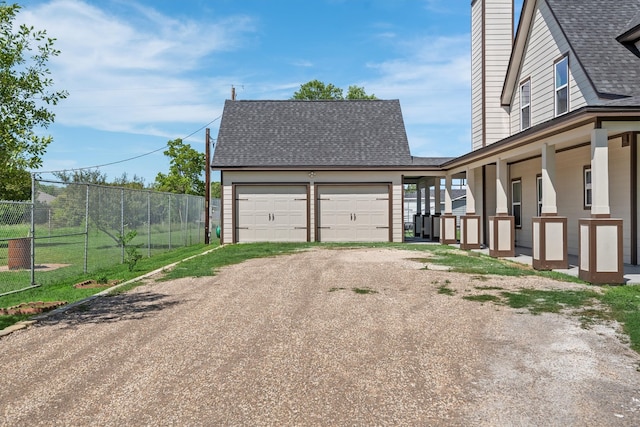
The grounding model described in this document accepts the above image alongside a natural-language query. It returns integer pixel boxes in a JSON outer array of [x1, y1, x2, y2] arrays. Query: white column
[[434, 178, 441, 214], [591, 129, 610, 216], [541, 143, 558, 215], [496, 158, 508, 214], [466, 167, 476, 215], [444, 175, 453, 214]]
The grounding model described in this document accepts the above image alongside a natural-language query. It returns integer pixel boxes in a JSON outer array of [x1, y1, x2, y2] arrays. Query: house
[[212, 100, 451, 243], [212, 0, 640, 284], [444, 0, 640, 283]]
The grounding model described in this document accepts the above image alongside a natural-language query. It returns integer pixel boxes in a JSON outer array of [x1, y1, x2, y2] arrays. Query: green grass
[[0, 243, 214, 311], [463, 294, 502, 303], [352, 287, 378, 294], [600, 286, 640, 352]]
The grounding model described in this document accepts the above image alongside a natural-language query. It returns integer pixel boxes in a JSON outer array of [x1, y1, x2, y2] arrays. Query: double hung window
[[520, 80, 531, 130], [555, 56, 569, 116]]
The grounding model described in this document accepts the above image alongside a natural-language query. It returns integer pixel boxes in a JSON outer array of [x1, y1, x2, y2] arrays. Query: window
[[555, 56, 569, 116], [511, 179, 522, 228], [520, 80, 531, 130], [536, 175, 542, 216], [584, 167, 592, 209]]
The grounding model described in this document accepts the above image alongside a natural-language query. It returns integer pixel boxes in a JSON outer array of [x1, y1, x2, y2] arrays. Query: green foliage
[[117, 230, 142, 272], [0, 2, 67, 184], [211, 181, 221, 198], [291, 80, 377, 100], [154, 139, 205, 195], [0, 167, 30, 201]]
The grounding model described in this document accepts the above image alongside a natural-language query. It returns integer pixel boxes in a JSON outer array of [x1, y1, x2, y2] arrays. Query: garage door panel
[[235, 185, 308, 242], [317, 185, 390, 242]]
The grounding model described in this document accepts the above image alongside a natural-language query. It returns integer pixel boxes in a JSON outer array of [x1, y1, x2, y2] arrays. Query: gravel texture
[[1, 247, 640, 426]]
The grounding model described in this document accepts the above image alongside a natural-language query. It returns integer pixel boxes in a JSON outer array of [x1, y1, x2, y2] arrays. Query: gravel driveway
[[1, 247, 640, 426]]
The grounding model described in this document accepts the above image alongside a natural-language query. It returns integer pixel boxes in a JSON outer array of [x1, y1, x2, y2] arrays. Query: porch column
[[579, 129, 624, 283], [431, 178, 441, 241], [461, 167, 481, 249], [532, 143, 568, 270], [414, 181, 423, 237], [441, 174, 457, 244], [489, 158, 515, 257]]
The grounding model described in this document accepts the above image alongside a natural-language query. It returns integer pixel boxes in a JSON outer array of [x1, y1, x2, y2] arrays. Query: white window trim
[[584, 167, 592, 209], [520, 79, 531, 131], [536, 175, 542, 217], [511, 179, 522, 228], [554, 56, 569, 116]]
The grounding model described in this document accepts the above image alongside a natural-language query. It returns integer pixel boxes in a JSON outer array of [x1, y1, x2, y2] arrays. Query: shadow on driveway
[[38, 291, 183, 328]]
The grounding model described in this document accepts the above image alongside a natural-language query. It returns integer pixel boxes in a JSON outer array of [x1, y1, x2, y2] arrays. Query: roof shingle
[[212, 100, 414, 168], [546, 0, 640, 99]]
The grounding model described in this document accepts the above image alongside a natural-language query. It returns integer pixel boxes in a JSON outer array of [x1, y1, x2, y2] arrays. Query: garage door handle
[[294, 227, 306, 229], [237, 227, 249, 230], [376, 198, 389, 200], [318, 227, 330, 229]]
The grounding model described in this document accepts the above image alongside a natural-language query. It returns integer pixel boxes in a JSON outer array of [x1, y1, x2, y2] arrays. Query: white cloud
[[363, 34, 472, 156], [19, 0, 255, 136]]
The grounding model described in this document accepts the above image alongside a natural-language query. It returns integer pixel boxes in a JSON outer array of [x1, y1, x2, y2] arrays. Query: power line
[[35, 115, 222, 175]]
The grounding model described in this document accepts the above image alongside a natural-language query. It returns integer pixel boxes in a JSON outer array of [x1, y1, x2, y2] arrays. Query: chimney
[[471, 0, 513, 150]]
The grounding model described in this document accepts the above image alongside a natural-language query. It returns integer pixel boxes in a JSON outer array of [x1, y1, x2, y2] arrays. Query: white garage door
[[317, 185, 390, 242], [235, 185, 308, 242]]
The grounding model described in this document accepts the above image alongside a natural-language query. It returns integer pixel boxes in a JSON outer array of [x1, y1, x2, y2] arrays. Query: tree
[[211, 182, 221, 199], [154, 138, 205, 195], [291, 80, 377, 100], [346, 85, 377, 100], [1, 2, 67, 200]]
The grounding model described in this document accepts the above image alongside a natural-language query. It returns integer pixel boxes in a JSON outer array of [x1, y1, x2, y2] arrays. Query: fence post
[[121, 188, 125, 263], [185, 196, 189, 246], [147, 191, 151, 257], [168, 194, 172, 250], [30, 174, 36, 286], [84, 184, 89, 273]]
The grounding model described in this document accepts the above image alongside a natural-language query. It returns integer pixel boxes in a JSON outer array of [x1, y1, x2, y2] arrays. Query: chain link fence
[[0, 178, 217, 296]]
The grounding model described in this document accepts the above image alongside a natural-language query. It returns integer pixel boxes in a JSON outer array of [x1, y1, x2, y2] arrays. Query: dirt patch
[[73, 279, 121, 289], [0, 263, 70, 273], [0, 301, 67, 316]]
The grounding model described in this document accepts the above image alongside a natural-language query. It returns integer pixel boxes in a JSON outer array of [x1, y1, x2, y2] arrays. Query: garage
[[317, 185, 391, 242], [235, 185, 309, 243]]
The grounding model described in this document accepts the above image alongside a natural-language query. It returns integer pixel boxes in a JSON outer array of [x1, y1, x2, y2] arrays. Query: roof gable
[[502, 0, 640, 105], [212, 100, 413, 168]]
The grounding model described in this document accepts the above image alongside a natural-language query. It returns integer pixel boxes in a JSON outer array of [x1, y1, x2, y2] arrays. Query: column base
[[578, 218, 624, 284], [460, 215, 482, 250], [488, 215, 514, 258], [532, 215, 568, 270], [421, 215, 431, 238], [430, 214, 441, 242], [440, 214, 457, 245]]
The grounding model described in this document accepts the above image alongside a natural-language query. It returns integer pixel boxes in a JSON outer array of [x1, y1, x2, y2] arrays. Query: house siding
[[471, 0, 483, 150], [471, 0, 512, 150], [509, 1, 598, 133], [510, 157, 541, 248]]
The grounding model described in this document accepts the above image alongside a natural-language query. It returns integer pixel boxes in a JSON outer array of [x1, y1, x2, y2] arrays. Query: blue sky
[[18, 0, 523, 184]]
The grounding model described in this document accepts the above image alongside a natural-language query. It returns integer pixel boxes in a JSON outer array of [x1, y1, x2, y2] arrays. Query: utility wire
[[36, 115, 222, 175]]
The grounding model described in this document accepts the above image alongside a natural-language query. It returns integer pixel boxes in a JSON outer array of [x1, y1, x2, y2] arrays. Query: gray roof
[[546, 0, 640, 99], [212, 100, 414, 168], [411, 156, 454, 167]]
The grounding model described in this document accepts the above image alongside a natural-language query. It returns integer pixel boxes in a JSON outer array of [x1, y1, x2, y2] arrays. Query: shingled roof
[[212, 100, 414, 168], [546, 0, 640, 99]]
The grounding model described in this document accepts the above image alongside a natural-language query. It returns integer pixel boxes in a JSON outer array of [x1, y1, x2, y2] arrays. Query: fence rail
[[0, 179, 217, 296]]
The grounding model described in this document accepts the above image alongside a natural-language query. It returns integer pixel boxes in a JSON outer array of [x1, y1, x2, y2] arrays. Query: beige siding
[[471, 0, 512, 150], [510, 158, 541, 249], [471, 0, 484, 150], [222, 183, 233, 244], [509, 1, 598, 133], [608, 138, 632, 264], [483, 164, 497, 244]]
